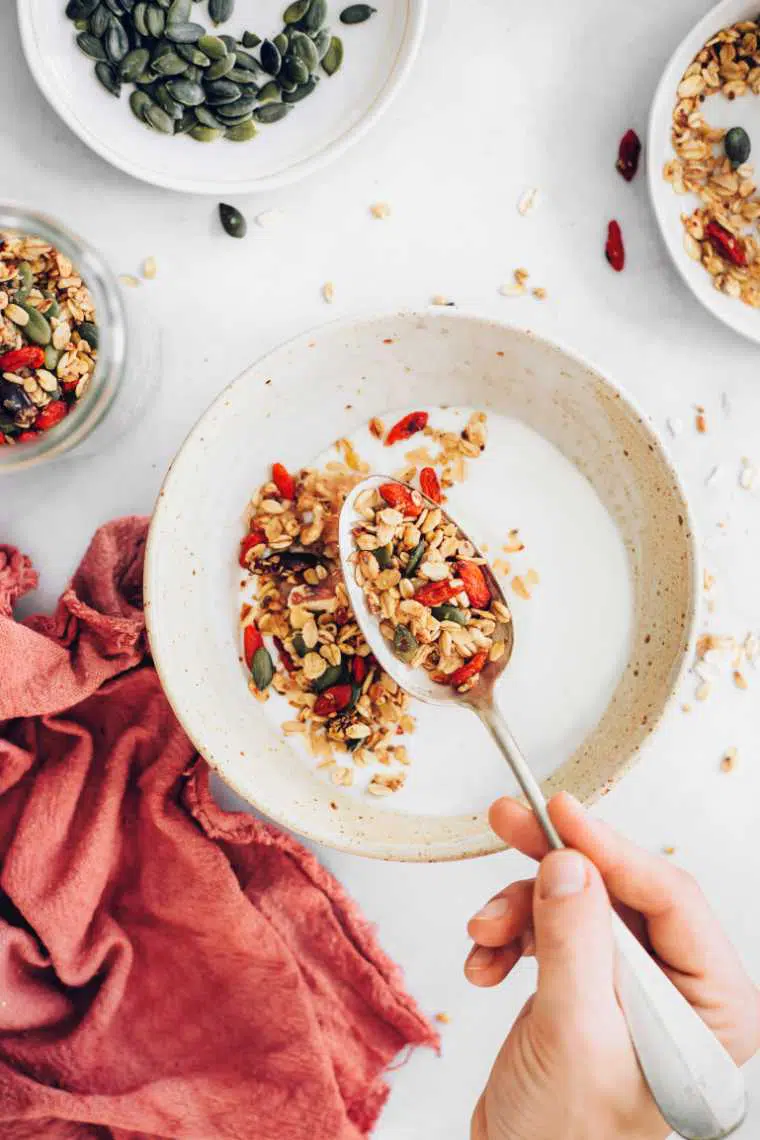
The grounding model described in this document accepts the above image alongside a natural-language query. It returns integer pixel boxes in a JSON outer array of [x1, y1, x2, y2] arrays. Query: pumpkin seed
[[183, 63, 203, 81], [274, 32, 289, 54], [312, 28, 330, 58], [339, 3, 375, 23], [259, 39, 281, 75], [154, 83, 183, 117], [105, 19, 130, 61], [205, 53, 235, 78], [220, 93, 257, 115], [44, 346, 62, 371], [18, 304, 52, 346], [145, 4, 166, 36], [283, 0, 310, 22], [312, 664, 342, 692], [151, 46, 188, 74], [218, 33, 237, 50], [257, 80, 281, 103], [164, 20, 204, 41], [89, 5, 111, 37], [133, 1, 149, 34], [197, 33, 226, 59], [432, 604, 468, 626], [66, 0, 99, 18], [103, 0, 124, 14], [78, 322, 100, 349], [176, 108, 197, 132], [166, 76, 204, 103], [291, 633, 308, 657], [253, 101, 292, 122], [166, 0, 190, 23], [373, 544, 393, 569], [225, 120, 257, 141], [233, 48, 262, 73], [219, 202, 247, 237], [194, 104, 224, 127], [155, 0, 172, 9], [393, 624, 419, 663], [282, 75, 317, 101], [290, 30, 318, 70], [77, 31, 108, 60], [176, 41, 209, 64], [18, 263, 34, 293], [208, 0, 233, 24], [129, 87, 154, 120], [302, 0, 326, 31], [145, 102, 175, 131], [204, 78, 241, 103], [403, 540, 426, 578], [251, 646, 274, 691], [282, 54, 309, 84], [321, 34, 342, 75], [242, 30, 261, 48], [119, 46, 150, 79], [44, 295, 60, 319], [95, 61, 121, 95], [226, 66, 259, 83]]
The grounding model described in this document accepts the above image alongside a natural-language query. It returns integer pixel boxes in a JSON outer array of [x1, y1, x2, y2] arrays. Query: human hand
[[466, 792, 760, 1140]]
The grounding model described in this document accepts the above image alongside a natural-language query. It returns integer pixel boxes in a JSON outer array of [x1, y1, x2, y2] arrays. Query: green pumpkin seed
[[78, 322, 100, 349], [176, 41, 209, 64], [291, 633, 307, 657], [44, 346, 61, 371], [312, 664, 342, 692], [76, 31, 108, 60], [220, 93, 257, 115], [119, 47, 150, 79], [166, 76, 204, 104], [145, 102, 175, 131], [194, 104, 223, 127], [242, 30, 261, 47], [133, 1, 149, 34], [89, 5, 110, 37], [206, 54, 235, 78], [290, 30, 318, 70], [164, 20, 204, 41], [251, 646, 274, 691], [253, 101, 292, 122], [226, 66, 258, 83], [145, 4, 166, 36], [373, 544, 393, 569], [95, 61, 121, 95], [129, 88, 154, 120], [432, 604, 468, 626], [197, 33, 226, 58], [17, 263, 33, 293], [403, 540, 426, 578], [18, 304, 52, 346], [154, 83, 183, 117], [233, 47, 261, 73], [282, 54, 309, 84], [259, 39, 281, 75], [204, 78, 241, 103], [166, 0, 190, 23], [393, 624, 419, 664], [273, 32, 289, 54], [208, 0, 233, 24], [277, 74, 297, 93], [43, 294, 60, 319], [225, 120, 257, 141], [175, 108, 197, 132], [66, 0, 99, 18], [151, 47, 188, 74], [302, 0, 326, 31], [321, 34, 342, 75], [281, 74, 317, 101], [183, 63, 202, 81], [283, 0, 310, 22], [105, 19, 129, 61], [155, 0, 171, 8], [257, 80, 280, 103], [219, 202, 247, 237], [312, 28, 330, 58], [339, 3, 375, 23]]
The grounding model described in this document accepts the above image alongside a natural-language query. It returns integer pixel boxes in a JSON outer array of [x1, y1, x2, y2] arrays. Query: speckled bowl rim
[[144, 312, 700, 861]]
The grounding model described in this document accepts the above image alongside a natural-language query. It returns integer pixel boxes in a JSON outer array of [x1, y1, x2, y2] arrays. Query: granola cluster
[[664, 20, 760, 307]]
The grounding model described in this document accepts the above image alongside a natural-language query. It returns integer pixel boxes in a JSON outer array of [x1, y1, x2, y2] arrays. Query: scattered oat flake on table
[[514, 268, 529, 285], [663, 846, 677, 856], [695, 408, 707, 433], [703, 570, 715, 591], [512, 575, 531, 600], [118, 274, 140, 288], [733, 670, 748, 690], [370, 202, 391, 219], [499, 283, 525, 297], [667, 417, 683, 438], [695, 681, 712, 702], [369, 417, 385, 439], [255, 210, 285, 228], [517, 187, 539, 216], [142, 256, 157, 280], [532, 287, 547, 300], [431, 295, 454, 306], [720, 747, 738, 773], [739, 458, 757, 489], [322, 281, 335, 304], [504, 529, 525, 553], [435, 1012, 451, 1025], [681, 703, 691, 713]]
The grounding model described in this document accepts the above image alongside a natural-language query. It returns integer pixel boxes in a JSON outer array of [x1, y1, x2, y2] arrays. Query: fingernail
[[521, 927, 535, 957], [538, 851, 587, 899], [466, 945, 496, 972], [471, 896, 510, 922]]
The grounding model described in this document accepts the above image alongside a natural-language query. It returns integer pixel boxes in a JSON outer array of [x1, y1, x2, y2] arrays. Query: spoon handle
[[477, 701, 747, 1140]]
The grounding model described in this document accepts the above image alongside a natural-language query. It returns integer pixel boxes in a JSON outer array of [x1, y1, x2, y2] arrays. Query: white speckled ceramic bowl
[[144, 312, 698, 861]]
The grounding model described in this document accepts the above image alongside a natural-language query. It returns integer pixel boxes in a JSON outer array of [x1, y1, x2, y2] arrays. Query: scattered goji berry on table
[[379, 482, 423, 518], [239, 527, 267, 566], [413, 580, 461, 607], [243, 624, 264, 669], [456, 561, 491, 609], [419, 466, 442, 503], [385, 411, 428, 446], [605, 220, 625, 272], [34, 400, 68, 432], [447, 651, 488, 689], [705, 220, 747, 267], [0, 346, 45, 372], [273, 636, 296, 673], [616, 129, 642, 182], [314, 684, 354, 718], [272, 461, 296, 499]]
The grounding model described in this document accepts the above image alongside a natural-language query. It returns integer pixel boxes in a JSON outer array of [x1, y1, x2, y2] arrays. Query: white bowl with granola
[[145, 312, 697, 861], [649, 0, 760, 343]]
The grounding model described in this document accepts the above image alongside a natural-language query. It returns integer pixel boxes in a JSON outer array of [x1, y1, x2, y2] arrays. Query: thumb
[[531, 850, 617, 1031]]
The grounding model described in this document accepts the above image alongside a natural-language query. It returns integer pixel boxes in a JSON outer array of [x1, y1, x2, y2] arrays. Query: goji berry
[[17, 431, 38, 443], [413, 580, 460, 607], [605, 220, 625, 272], [456, 561, 491, 609], [351, 655, 367, 684], [314, 683, 354, 718], [419, 466, 442, 503], [243, 624, 264, 669], [385, 411, 428, 446], [273, 636, 296, 673], [0, 346, 45, 372], [34, 400, 68, 432], [705, 220, 747, 267], [448, 651, 488, 688], [239, 527, 267, 566], [334, 606, 349, 627], [272, 462, 296, 499], [616, 129, 641, 182], [378, 482, 422, 518]]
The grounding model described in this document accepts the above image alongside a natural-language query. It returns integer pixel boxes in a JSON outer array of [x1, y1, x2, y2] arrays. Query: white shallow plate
[[17, 0, 426, 194], [145, 312, 698, 862], [649, 0, 760, 344]]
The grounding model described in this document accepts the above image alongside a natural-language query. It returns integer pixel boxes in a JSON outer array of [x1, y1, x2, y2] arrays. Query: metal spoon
[[339, 474, 746, 1140]]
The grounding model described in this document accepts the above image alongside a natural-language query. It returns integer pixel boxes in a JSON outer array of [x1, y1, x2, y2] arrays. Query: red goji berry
[[616, 129, 641, 182], [334, 606, 349, 627], [351, 655, 367, 684], [272, 462, 296, 499], [17, 431, 39, 443], [605, 220, 625, 272], [419, 466, 442, 503], [705, 220, 747, 267], [34, 400, 68, 432], [314, 684, 354, 718], [239, 527, 267, 566], [243, 624, 264, 669], [273, 636, 296, 673], [413, 580, 460, 607], [0, 346, 45, 372], [385, 411, 428, 447], [448, 651, 488, 688], [378, 482, 422, 518], [456, 561, 491, 609]]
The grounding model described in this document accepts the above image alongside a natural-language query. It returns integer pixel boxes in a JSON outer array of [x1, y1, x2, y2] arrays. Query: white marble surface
[[3, 0, 760, 1135]]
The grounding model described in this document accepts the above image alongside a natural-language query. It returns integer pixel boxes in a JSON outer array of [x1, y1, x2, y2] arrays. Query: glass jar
[[0, 204, 160, 472]]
